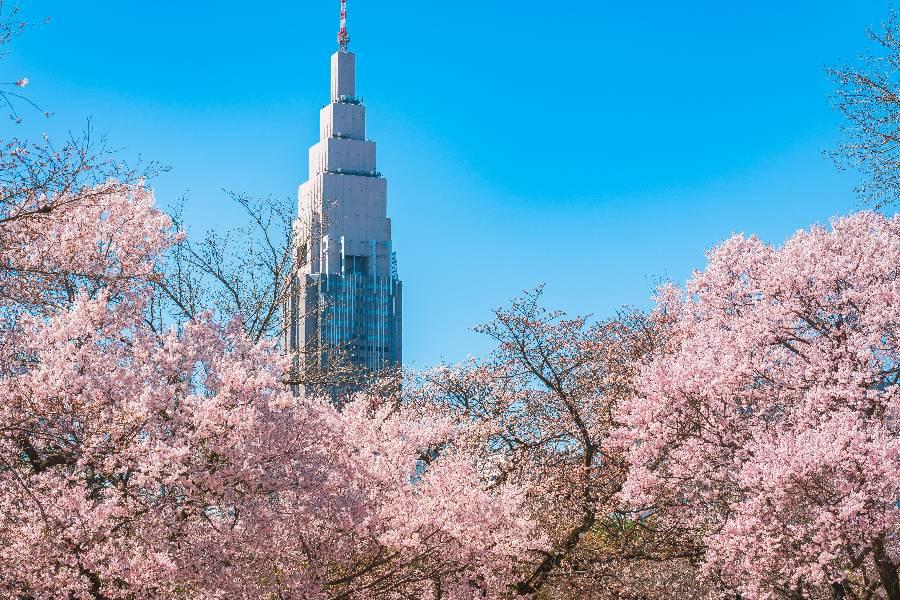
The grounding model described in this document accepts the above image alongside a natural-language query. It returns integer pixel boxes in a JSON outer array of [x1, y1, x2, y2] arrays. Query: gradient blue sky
[[3, 0, 888, 367]]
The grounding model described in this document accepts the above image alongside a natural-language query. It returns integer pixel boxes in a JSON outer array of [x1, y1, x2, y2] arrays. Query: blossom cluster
[[621, 212, 900, 598], [0, 183, 538, 598]]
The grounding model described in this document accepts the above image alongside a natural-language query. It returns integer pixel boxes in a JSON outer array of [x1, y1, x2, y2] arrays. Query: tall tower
[[284, 0, 402, 387]]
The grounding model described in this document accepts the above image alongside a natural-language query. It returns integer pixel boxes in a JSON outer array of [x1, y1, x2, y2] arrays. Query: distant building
[[283, 1, 402, 388]]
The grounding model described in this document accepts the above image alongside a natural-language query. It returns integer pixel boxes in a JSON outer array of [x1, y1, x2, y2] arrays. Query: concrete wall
[[308, 138, 377, 176], [320, 102, 366, 140]]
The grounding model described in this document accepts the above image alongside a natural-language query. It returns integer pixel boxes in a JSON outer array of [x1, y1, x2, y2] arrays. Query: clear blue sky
[[4, 0, 887, 367]]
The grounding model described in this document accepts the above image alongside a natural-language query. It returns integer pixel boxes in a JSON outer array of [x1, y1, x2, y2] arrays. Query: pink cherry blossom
[[620, 212, 900, 599], [0, 180, 537, 598]]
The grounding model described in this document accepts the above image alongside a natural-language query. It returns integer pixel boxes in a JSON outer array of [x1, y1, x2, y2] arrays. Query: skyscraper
[[284, 0, 402, 386]]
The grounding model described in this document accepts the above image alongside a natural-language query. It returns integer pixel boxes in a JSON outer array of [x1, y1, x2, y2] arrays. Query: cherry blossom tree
[[414, 289, 704, 598], [0, 174, 538, 598], [621, 212, 900, 599], [0, 178, 170, 315]]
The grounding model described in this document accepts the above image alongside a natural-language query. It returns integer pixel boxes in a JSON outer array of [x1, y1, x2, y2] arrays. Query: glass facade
[[308, 272, 402, 371]]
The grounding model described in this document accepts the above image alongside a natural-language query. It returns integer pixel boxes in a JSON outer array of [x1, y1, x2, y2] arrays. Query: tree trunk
[[432, 577, 442, 600], [874, 540, 900, 600], [831, 581, 847, 600]]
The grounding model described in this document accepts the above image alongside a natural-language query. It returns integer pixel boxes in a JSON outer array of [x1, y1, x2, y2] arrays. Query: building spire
[[338, 0, 349, 52]]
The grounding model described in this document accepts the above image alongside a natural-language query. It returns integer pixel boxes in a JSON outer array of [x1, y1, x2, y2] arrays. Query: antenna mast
[[338, 0, 349, 52]]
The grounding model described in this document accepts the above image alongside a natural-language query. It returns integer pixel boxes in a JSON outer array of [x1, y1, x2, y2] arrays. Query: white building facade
[[284, 41, 402, 378]]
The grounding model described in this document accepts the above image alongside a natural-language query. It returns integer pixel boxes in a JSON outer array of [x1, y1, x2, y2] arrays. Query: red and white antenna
[[338, 0, 349, 52]]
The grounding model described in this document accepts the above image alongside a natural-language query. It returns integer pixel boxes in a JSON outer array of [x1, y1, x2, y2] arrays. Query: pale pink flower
[[620, 212, 900, 600], [0, 180, 536, 597]]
